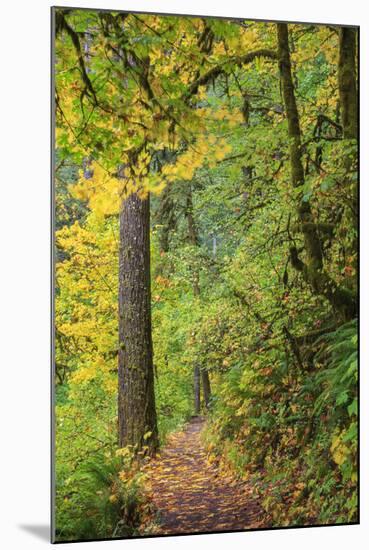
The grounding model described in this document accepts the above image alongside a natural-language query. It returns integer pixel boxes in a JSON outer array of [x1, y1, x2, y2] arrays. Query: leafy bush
[[203, 319, 358, 526]]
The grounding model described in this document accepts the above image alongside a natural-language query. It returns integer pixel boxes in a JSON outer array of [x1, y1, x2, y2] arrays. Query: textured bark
[[338, 28, 358, 140], [338, 27, 358, 262], [118, 191, 159, 455], [277, 24, 321, 261], [277, 23, 356, 320]]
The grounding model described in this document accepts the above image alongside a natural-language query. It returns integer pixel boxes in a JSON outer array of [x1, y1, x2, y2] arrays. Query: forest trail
[[146, 417, 267, 535]]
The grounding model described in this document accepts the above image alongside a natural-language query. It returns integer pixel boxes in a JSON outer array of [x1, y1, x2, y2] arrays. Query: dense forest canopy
[[54, 8, 358, 541]]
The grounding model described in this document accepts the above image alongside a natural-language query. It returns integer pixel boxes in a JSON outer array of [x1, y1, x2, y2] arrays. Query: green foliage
[[55, 447, 154, 541], [54, 8, 358, 538], [203, 320, 358, 526]]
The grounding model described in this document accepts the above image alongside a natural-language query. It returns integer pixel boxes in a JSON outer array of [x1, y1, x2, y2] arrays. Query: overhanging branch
[[55, 10, 98, 106], [187, 49, 278, 97]]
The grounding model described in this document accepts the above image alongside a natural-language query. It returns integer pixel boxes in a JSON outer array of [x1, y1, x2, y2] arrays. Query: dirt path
[[146, 417, 267, 535]]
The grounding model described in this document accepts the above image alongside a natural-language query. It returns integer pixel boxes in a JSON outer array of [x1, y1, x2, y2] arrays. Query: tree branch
[[187, 49, 278, 97], [55, 10, 98, 105]]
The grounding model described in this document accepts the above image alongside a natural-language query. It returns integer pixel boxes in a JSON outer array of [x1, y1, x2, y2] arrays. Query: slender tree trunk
[[118, 190, 159, 455], [277, 23, 356, 320], [155, 185, 176, 255], [194, 365, 201, 415], [201, 369, 211, 409], [186, 188, 199, 249], [186, 186, 212, 411]]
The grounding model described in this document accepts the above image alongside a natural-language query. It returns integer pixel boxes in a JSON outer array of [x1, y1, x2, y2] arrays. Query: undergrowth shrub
[[55, 446, 155, 541], [204, 319, 358, 526]]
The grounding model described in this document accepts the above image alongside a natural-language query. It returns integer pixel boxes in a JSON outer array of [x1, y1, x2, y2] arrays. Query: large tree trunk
[[118, 190, 159, 455], [277, 23, 356, 320]]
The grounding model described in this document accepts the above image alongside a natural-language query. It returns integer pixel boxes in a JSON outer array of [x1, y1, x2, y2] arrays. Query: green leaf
[[347, 398, 358, 417]]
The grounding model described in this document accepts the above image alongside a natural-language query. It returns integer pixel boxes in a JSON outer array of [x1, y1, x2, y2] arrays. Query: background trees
[[54, 9, 358, 540]]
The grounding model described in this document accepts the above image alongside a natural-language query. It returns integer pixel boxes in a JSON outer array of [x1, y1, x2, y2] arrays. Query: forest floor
[[146, 416, 269, 535]]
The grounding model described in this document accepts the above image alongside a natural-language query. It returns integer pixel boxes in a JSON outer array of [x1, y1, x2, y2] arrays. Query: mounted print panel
[[52, 6, 359, 543]]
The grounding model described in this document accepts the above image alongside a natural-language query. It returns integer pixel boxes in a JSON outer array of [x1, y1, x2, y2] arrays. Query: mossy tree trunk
[[338, 28, 358, 141], [277, 23, 356, 320], [338, 27, 358, 268], [118, 189, 159, 455], [155, 184, 176, 255]]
